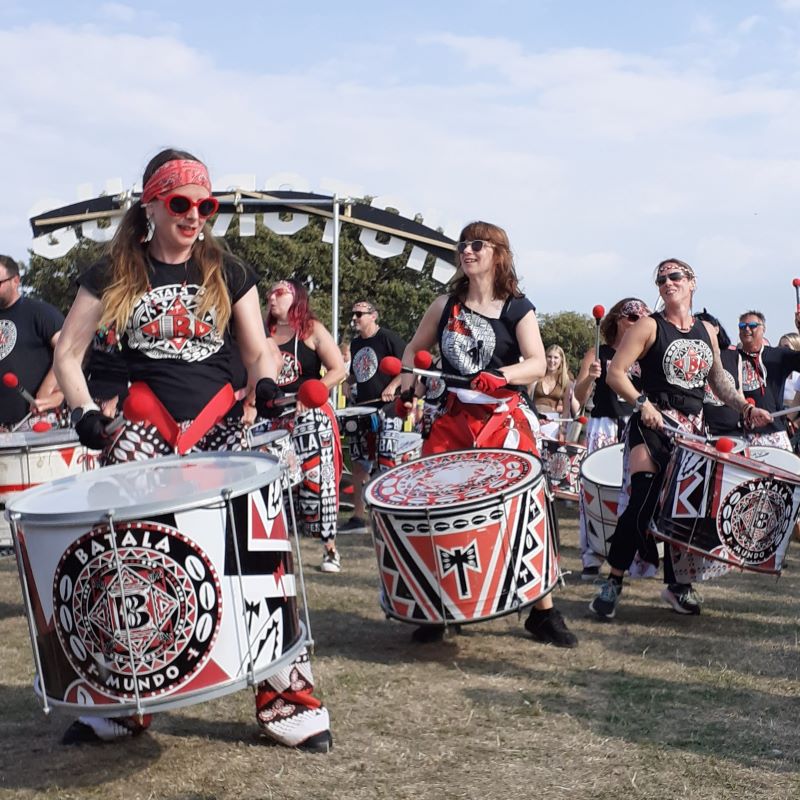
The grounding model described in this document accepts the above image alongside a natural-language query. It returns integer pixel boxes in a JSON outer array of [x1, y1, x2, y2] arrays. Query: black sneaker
[[661, 584, 702, 615], [339, 516, 368, 534], [590, 578, 623, 619], [581, 565, 601, 581], [524, 607, 578, 648]]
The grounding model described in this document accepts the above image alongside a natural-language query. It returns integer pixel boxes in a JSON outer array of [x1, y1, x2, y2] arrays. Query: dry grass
[[1, 507, 800, 800]]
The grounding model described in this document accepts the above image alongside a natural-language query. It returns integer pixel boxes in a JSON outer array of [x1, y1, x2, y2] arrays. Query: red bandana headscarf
[[141, 159, 212, 204]]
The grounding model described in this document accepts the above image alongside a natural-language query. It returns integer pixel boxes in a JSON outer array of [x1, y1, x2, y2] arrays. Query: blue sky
[[3, 1, 800, 341]]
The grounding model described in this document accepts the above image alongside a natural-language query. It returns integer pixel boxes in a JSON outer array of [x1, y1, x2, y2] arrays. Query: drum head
[[335, 406, 376, 419], [580, 443, 624, 487], [0, 429, 80, 451], [365, 448, 542, 511], [747, 445, 800, 474], [248, 428, 289, 448], [6, 452, 282, 526], [396, 432, 422, 455]]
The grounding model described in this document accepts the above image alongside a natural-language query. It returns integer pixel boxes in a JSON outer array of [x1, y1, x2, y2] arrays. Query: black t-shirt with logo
[[349, 327, 406, 407], [0, 296, 64, 424], [703, 346, 742, 436], [79, 255, 256, 421], [739, 344, 800, 434]]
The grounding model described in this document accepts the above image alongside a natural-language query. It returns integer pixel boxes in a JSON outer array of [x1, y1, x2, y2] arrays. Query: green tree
[[538, 311, 596, 375]]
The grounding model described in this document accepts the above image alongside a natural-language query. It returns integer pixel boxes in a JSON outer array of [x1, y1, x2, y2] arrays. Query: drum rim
[[335, 406, 379, 418], [680, 439, 800, 486], [6, 451, 283, 526], [0, 429, 82, 452], [540, 437, 587, 454], [247, 428, 290, 447], [31, 622, 309, 717], [364, 447, 543, 512]]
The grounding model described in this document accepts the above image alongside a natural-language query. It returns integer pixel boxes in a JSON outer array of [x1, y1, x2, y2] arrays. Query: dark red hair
[[266, 278, 318, 340]]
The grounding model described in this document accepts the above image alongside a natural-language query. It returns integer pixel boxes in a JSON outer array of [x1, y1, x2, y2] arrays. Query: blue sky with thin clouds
[[4, 2, 800, 339]]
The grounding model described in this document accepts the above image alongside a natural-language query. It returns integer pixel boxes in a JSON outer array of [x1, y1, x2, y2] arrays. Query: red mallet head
[[414, 350, 433, 370], [794, 278, 800, 311], [2, 372, 19, 389], [577, 415, 588, 425], [793, 278, 800, 288], [31, 421, 52, 433], [379, 356, 403, 377], [592, 305, 605, 321], [714, 437, 736, 453], [297, 379, 328, 409], [746, 397, 756, 406]]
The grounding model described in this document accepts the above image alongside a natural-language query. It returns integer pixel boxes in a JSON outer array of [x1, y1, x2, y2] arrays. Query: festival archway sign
[[28, 187, 458, 349]]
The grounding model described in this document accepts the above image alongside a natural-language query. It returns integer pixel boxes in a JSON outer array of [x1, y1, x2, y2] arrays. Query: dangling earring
[[144, 217, 154, 243], [198, 230, 205, 241]]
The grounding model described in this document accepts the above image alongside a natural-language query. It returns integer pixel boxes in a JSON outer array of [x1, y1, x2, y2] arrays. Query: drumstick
[[793, 278, 800, 312], [3, 372, 37, 406], [260, 380, 329, 411], [592, 305, 605, 361], [379, 356, 471, 388], [661, 419, 736, 452], [768, 404, 800, 420]]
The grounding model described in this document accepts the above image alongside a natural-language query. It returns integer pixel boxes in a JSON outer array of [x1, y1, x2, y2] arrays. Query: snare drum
[[396, 432, 422, 464], [579, 444, 624, 557], [6, 452, 306, 717], [0, 429, 92, 548], [365, 449, 559, 625], [651, 439, 800, 576], [335, 406, 380, 436], [540, 438, 586, 501], [247, 425, 301, 487]]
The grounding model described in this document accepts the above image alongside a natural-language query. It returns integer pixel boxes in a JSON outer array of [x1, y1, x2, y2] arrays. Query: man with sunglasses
[[738, 309, 800, 449], [0, 255, 65, 431], [341, 300, 406, 532]]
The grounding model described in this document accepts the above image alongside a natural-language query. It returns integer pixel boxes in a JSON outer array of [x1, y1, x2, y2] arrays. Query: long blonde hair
[[545, 345, 571, 394], [100, 148, 233, 333]]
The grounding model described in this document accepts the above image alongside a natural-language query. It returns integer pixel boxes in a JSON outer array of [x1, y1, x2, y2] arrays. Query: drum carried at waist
[[651, 439, 800, 576], [0, 429, 93, 549], [334, 406, 381, 436], [365, 448, 559, 626], [6, 452, 307, 717], [540, 438, 586, 501], [246, 424, 302, 487]]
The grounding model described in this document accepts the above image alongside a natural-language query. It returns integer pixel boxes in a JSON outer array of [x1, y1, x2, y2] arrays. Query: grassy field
[[1, 506, 799, 800]]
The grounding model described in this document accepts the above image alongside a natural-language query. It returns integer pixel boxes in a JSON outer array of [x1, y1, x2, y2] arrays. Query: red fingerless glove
[[470, 369, 507, 394]]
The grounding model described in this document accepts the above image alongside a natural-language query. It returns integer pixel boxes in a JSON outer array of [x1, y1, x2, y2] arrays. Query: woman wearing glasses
[[54, 148, 332, 752], [399, 220, 577, 647], [572, 298, 651, 580], [590, 259, 771, 621], [265, 278, 346, 573]]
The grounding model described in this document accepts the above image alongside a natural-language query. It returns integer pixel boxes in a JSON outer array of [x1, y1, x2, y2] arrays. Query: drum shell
[[7, 453, 303, 716], [334, 407, 380, 436], [396, 432, 422, 464], [366, 449, 559, 624], [0, 431, 92, 547], [540, 438, 586, 501], [651, 441, 800, 574], [579, 443, 624, 557]]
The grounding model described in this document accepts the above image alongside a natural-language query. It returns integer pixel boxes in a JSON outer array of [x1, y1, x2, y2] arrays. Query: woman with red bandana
[[399, 220, 577, 647], [264, 278, 345, 573], [54, 148, 332, 752]]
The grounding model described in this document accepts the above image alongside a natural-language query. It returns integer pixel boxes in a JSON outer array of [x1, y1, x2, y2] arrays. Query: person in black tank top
[[265, 279, 346, 574], [398, 220, 577, 648], [589, 258, 771, 622], [573, 297, 650, 579]]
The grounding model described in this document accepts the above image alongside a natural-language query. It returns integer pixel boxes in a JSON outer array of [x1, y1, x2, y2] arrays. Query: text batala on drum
[[8, 149, 333, 752], [378, 221, 577, 648]]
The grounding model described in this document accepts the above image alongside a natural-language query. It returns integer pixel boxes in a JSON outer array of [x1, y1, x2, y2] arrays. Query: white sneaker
[[320, 549, 341, 573]]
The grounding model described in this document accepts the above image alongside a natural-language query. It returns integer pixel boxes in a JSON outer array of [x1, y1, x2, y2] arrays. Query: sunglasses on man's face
[[655, 271, 687, 286], [159, 193, 219, 218], [456, 240, 492, 254], [352, 310, 373, 318], [738, 322, 763, 331]]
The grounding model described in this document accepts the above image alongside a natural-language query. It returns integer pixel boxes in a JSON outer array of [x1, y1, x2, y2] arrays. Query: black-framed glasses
[[655, 271, 687, 286], [0, 275, 15, 286], [352, 310, 374, 318], [457, 240, 493, 253], [738, 321, 763, 331]]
